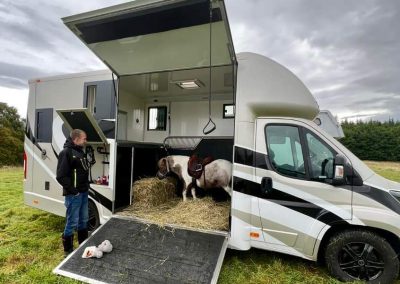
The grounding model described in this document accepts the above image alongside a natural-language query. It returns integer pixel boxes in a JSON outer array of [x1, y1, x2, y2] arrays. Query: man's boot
[[77, 229, 88, 244], [62, 234, 74, 257]]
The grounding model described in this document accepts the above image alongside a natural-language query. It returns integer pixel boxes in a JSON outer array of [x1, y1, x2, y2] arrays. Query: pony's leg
[[186, 182, 197, 200], [191, 186, 197, 200], [182, 187, 187, 202], [182, 180, 188, 202]]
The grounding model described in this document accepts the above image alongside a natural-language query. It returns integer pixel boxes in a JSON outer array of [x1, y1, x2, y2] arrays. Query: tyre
[[88, 200, 100, 232], [325, 229, 399, 283]]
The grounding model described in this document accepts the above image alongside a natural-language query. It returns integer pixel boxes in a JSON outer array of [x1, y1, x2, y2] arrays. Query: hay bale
[[120, 197, 230, 231], [132, 177, 177, 208]]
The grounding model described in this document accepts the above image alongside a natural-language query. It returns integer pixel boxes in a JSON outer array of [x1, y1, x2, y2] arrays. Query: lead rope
[[203, 1, 216, 135]]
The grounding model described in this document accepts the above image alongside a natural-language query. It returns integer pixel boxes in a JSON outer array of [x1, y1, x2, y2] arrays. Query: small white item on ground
[[82, 246, 103, 259], [97, 240, 113, 253]]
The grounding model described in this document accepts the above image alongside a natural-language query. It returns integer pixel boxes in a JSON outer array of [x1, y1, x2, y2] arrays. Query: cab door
[[254, 118, 352, 256]]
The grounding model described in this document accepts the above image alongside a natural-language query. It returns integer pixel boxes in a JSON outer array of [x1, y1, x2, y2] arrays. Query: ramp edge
[[211, 237, 229, 284]]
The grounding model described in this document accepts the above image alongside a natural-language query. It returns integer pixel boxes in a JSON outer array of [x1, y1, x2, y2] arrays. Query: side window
[[147, 106, 167, 131], [86, 85, 96, 115], [265, 125, 306, 179], [83, 80, 116, 139], [305, 132, 336, 180], [36, 108, 53, 143]]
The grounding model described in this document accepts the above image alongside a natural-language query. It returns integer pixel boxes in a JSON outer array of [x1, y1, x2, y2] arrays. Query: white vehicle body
[[24, 0, 400, 282]]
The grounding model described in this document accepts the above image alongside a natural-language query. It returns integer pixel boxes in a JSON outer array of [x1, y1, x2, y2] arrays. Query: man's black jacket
[[56, 137, 89, 196]]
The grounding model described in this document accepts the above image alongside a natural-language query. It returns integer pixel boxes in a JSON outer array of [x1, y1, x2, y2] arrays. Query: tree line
[[340, 119, 400, 162], [0, 103, 25, 166]]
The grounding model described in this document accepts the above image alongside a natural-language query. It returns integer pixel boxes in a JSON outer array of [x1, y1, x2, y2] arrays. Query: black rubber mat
[[55, 217, 227, 283]]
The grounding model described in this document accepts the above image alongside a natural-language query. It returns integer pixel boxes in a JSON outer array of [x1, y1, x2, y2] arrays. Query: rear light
[[23, 152, 27, 179]]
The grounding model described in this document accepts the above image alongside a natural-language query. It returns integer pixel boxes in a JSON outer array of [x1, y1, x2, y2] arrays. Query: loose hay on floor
[[132, 177, 177, 208], [119, 197, 230, 231]]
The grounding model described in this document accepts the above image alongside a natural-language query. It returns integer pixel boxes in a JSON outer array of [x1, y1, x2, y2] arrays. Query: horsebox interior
[[62, 0, 241, 228], [113, 65, 236, 229]]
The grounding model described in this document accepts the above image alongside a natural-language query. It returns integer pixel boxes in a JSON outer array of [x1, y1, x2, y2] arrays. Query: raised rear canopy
[[63, 0, 236, 76]]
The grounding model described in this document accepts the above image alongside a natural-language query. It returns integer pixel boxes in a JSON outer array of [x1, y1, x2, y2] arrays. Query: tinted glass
[[265, 125, 305, 179], [306, 132, 335, 179], [148, 106, 167, 131]]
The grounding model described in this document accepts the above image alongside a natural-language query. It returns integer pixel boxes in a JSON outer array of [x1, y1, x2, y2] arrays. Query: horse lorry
[[23, 0, 400, 283]]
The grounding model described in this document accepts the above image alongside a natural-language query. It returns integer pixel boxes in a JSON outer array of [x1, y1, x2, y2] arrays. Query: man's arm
[[56, 150, 77, 194]]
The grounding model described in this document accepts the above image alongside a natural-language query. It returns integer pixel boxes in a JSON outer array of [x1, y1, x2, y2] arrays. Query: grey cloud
[[0, 22, 55, 51], [0, 76, 26, 89], [226, 0, 400, 121], [0, 61, 49, 88], [0, 2, 59, 50]]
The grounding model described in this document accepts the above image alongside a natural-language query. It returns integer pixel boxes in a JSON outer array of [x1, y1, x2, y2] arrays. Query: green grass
[[1, 163, 400, 283], [365, 161, 400, 182], [0, 167, 78, 284]]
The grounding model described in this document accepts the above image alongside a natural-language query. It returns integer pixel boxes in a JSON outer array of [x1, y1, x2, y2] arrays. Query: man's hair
[[70, 129, 86, 141]]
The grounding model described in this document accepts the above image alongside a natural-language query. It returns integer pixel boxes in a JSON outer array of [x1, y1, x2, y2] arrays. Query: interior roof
[[119, 64, 235, 102]]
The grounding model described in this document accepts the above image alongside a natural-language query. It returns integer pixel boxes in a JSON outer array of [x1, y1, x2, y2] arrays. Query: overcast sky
[[1, 0, 399, 121]]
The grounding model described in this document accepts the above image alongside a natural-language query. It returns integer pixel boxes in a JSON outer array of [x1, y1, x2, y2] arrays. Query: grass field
[[1, 162, 400, 283]]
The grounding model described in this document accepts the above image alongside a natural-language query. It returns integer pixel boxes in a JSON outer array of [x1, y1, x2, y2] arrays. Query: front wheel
[[325, 230, 399, 283], [88, 200, 100, 232]]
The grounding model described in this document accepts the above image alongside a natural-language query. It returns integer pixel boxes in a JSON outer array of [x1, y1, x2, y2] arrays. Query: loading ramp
[[54, 216, 228, 283]]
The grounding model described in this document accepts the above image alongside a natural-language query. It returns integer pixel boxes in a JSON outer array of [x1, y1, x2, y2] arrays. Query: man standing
[[56, 129, 90, 256]]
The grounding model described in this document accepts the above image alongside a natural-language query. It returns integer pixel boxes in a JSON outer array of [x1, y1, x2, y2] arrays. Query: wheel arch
[[316, 224, 400, 264], [88, 197, 101, 231]]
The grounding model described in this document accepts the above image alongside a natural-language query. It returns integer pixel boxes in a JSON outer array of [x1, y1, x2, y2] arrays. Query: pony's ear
[[165, 157, 170, 172], [159, 158, 167, 168]]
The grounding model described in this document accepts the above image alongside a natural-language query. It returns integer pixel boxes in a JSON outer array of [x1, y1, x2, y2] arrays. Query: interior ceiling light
[[176, 79, 203, 90]]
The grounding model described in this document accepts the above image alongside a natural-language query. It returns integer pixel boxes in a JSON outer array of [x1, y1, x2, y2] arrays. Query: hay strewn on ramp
[[121, 177, 230, 231]]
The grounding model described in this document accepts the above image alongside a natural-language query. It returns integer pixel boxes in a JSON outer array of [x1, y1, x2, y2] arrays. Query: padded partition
[[118, 142, 166, 184], [168, 138, 234, 162], [115, 145, 134, 210]]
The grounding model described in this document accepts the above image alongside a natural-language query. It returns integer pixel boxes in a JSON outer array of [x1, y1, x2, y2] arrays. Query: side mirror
[[331, 154, 350, 186], [327, 154, 363, 186]]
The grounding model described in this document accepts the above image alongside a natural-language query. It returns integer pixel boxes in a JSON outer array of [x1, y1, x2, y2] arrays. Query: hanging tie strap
[[203, 1, 216, 135]]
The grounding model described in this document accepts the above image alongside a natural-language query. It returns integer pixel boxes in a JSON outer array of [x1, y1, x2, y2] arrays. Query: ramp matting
[[54, 217, 227, 284]]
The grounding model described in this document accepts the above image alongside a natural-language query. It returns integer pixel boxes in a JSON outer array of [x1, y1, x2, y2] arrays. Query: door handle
[[261, 177, 273, 195]]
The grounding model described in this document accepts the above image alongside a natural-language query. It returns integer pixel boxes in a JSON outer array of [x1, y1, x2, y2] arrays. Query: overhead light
[[176, 79, 203, 90], [150, 82, 158, 92], [149, 73, 168, 92]]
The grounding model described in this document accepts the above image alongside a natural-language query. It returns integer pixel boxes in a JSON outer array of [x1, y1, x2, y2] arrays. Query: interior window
[[265, 125, 306, 179], [147, 106, 167, 131], [305, 132, 336, 180], [223, 104, 235, 118]]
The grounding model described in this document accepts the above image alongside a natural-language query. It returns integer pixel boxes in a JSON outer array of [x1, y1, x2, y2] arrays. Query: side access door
[[254, 118, 353, 257], [56, 108, 109, 145], [54, 217, 228, 284], [57, 108, 116, 218]]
